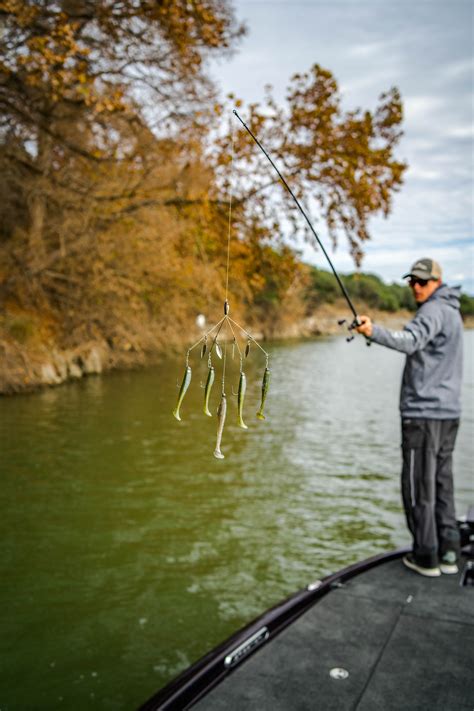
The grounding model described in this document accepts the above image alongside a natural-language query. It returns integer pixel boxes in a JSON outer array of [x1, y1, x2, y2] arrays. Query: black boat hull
[[140, 515, 474, 711]]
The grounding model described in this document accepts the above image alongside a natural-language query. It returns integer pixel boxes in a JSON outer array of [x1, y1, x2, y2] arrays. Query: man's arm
[[356, 309, 442, 355]]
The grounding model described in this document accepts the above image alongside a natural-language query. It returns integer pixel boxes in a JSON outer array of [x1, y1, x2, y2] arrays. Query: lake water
[[1, 331, 473, 710]]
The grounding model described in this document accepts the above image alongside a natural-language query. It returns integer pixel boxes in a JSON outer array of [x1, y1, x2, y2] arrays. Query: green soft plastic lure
[[172, 366, 192, 421], [237, 371, 248, 429], [256, 367, 270, 420]]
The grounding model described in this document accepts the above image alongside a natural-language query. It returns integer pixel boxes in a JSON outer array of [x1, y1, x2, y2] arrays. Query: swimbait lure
[[256, 367, 270, 420], [172, 366, 192, 421], [237, 370, 248, 429], [203, 365, 215, 417], [214, 393, 227, 459]]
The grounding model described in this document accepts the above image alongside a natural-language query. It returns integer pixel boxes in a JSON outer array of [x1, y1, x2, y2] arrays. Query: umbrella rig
[[172, 299, 270, 459]]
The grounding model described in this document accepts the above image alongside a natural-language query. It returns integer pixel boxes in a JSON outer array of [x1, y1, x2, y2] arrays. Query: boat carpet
[[193, 555, 474, 710]]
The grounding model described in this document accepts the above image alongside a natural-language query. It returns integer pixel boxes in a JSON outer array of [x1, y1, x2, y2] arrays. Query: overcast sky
[[209, 0, 473, 293]]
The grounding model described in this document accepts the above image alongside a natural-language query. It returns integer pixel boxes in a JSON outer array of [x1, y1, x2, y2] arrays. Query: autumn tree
[[0, 3, 408, 393], [0, 0, 245, 267], [212, 66, 406, 267]]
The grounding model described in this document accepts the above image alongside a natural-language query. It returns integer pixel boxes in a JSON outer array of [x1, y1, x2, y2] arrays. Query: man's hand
[[356, 315, 373, 338]]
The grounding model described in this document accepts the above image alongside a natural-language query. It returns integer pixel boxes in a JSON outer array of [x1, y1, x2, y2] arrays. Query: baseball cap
[[403, 258, 442, 281]]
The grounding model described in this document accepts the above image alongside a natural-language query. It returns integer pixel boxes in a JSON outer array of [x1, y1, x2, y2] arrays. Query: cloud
[[406, 166, 442, 181], [404, 95, 446, 122], [347, 40, 395, 59], [440, 58, 474, 80], [210, 0, 474, 293], [445, 124, 474, 139]]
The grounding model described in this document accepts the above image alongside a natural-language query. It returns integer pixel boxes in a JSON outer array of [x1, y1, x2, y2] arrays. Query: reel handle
[[351, 317, 372, 346], [338, 318, 372, 346]]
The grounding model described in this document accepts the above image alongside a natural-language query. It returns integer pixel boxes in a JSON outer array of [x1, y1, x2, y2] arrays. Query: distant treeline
[[305, 267, 474, 317]]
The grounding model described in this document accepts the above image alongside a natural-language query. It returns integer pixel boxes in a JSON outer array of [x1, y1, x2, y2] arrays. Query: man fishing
[[356, 258, 463, 578], [233, 115, 463, 574]]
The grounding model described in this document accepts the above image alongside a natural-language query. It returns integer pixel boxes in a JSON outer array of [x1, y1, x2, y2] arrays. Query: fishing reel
[[338, 318, 372, 346]]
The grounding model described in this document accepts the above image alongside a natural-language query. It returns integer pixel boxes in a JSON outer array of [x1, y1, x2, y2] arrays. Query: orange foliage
[[0, 3, 407, 387]]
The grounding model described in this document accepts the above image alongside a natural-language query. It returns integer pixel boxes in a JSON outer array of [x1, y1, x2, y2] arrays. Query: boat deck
[[192, 555, 474, 711]]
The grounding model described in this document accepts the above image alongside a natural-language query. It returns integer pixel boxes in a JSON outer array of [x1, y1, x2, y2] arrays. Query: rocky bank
[[1, 305, 471, 395]]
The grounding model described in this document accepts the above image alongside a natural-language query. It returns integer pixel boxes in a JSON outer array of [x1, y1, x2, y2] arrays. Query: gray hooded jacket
[[371, 284, 463, 419]]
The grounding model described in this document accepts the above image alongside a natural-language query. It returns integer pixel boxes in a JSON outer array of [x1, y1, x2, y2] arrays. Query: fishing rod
[[233, 109, 370, 344]]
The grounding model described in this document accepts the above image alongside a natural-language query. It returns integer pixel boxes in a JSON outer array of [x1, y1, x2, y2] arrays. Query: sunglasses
[[408, 277, 429, 287]]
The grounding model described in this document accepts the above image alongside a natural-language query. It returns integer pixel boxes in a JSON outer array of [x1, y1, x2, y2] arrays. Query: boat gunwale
[[138, 545, 412, 711]]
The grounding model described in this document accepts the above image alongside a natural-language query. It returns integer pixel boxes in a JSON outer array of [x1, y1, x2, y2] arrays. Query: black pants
[[401, 418, 460, 568]]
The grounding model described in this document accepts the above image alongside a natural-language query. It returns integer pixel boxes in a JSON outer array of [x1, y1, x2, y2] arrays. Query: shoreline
[[1, 307, 473, 396]]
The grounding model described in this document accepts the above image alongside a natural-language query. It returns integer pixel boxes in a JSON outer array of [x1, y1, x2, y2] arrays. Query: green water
[[1, 332, 473, 710]]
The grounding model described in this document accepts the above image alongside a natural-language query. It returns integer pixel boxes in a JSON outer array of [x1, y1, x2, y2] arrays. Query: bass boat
[[139, 509, 474, 710]]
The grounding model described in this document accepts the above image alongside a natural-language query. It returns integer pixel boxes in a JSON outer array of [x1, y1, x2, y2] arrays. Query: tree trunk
[[27, 190, 46, 269], [27, 130, 52, 270]]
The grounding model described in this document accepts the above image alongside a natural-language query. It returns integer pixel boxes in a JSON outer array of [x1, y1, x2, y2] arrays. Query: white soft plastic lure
[[214, 393, 227, 459]]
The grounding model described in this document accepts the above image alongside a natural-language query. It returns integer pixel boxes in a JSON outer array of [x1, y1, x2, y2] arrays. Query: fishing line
[[232, 109, 362, 329], [225, 117, 236, 304], [172, 112, 272, 458]]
